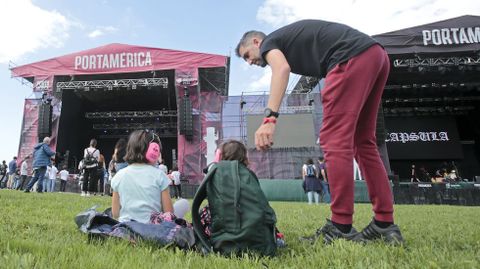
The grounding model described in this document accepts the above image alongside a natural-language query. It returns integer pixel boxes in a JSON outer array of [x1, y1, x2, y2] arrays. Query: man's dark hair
[[306, 158, 314, 165], [219, 140, 248, 166], [124, 130, 161, 164], [235, 30, 267, 57]]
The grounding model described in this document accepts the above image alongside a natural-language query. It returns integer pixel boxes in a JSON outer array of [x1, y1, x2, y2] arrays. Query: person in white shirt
[[171, 166, 182, 199], [16, 156, 30, 190], [59, 166, 69, 192], [158, 160, 168, 175], [48, 164, 58, 192], [43, 165, 52, 192]]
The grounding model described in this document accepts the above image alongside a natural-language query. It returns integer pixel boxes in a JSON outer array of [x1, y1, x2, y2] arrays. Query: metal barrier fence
[[393, 182, 480, 205], [34, 176, 480, 206]]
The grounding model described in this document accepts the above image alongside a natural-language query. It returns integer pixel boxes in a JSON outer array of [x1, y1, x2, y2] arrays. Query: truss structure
[[393, 56, 480, 68], [385, 81, 480, 90], [56, 77, 168, 91], [92, 122, 177, 130], [9, 61, 34, 89], [244, 105, 314, 114], [85, 110, 177, 119]]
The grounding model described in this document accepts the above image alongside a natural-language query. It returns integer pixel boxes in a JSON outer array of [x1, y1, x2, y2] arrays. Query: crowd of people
[[0, 134, 184, 198], [301, 157, 330, 205], [410, 162, 460, 183]]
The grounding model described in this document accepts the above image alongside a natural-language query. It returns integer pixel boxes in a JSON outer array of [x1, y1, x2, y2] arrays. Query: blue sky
[[0, 0, 479, 161]]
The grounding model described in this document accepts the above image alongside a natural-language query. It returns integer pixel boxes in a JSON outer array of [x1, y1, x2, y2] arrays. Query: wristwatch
[[263, 108, 279, 118]]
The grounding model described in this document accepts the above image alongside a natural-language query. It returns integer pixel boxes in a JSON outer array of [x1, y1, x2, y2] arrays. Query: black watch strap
[[264, 108, 279, 118]]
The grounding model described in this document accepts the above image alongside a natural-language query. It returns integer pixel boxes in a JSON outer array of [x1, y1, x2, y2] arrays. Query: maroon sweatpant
[[320, 44, 394, 225]]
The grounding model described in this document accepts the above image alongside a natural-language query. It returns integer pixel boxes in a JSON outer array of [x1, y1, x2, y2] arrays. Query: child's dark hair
[[219, 140, 248, 166], [114, 138, 127, 162], [124, 130, 161, 164]]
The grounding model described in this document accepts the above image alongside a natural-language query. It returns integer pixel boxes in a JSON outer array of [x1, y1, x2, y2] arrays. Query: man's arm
[[255, 49, 291, 151], [321, 169, 327, 182], [43, 144, 56, 157]]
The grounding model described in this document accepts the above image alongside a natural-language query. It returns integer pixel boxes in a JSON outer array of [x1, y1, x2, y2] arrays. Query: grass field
[[0, 190, 479, 269]]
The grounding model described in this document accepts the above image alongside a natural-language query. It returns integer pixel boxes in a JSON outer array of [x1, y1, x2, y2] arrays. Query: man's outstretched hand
[[255, 122, 276, 151]]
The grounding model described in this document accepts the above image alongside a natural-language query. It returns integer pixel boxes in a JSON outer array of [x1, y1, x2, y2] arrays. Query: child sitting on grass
[[198, 140, 285, 247], [111, 130, 188, 223]]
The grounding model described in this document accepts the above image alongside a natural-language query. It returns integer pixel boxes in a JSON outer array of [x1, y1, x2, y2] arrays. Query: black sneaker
[[356, 218, 404, 245], [24, 189, 30, 193], [300, 219, 360, 244]]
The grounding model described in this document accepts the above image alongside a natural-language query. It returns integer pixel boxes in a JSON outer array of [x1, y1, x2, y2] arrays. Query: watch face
[[264, 108, 272, 117]]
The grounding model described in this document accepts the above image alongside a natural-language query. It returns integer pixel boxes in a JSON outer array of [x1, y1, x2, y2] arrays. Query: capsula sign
[[422, 26, 480, 46]]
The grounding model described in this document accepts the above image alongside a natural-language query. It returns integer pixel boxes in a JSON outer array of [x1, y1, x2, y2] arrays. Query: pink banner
[[18, 99, 41, 165], [11, 43, 227, 79]]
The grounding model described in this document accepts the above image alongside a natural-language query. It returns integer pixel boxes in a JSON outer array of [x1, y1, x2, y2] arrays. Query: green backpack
[[192, 160, 277, 257]]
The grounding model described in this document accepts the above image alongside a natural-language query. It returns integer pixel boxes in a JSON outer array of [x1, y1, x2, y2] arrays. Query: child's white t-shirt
[[111, 163, 170, 223], [59, 170, 69, 181], [49, 166, 58, 180]]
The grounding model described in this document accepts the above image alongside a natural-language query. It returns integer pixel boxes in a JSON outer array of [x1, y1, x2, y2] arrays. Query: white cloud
[[88, 26, 118, 38], [88, 30, 103, 38], [0, 0, 71, 63], [247, 68, 271, 93], [257, 0, 480, 35]]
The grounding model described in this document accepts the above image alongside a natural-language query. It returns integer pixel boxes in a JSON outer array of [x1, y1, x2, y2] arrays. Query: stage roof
[[10, 43, 229, 80], [373, 15, 480, 55]]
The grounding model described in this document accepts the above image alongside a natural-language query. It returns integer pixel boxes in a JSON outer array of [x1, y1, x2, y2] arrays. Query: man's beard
[[258, 59, 267, 67]]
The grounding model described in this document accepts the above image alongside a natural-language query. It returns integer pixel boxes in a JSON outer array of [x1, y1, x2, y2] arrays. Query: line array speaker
[[38, 103, 52, 141], [179, 97, 193, 140]]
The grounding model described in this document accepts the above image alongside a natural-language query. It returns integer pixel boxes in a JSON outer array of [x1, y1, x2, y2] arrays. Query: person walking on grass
[[236, 19, 403, 245], [171, 166, 182, 199], [59, 166, 69, 192], [17, 155, 30, 190], [47, 163, 58, 192], [82, 138, 100, 197], [317, 157, 331, 203], [0, 160, 7, 188], [24, 137, 56, 193], [302, 158, 321, 205], [7, 156, 18, 189]]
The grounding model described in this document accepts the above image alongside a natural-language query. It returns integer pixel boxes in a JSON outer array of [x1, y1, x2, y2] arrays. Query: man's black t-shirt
[[260, 19, 377, 78]]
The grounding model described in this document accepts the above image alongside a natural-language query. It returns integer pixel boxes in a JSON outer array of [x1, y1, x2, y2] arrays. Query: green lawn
[[0, 190, 479, 269]]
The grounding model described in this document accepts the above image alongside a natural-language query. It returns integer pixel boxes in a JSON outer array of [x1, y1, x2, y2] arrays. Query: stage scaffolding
[[221, 91, 322, 179], [221, 91, 317, 144], [56, 78, 169, 91], [393, 56, 480, 68]]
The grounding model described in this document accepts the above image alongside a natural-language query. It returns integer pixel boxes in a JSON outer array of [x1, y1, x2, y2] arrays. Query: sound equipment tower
[[179, 90, 193, 141], [38, 103, 52, 141]]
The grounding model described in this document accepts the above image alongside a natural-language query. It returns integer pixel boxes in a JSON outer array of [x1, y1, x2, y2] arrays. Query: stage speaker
[[376, 104, 386, 145], [179, 97, 193, 140], [38, 103, 52, 140]]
